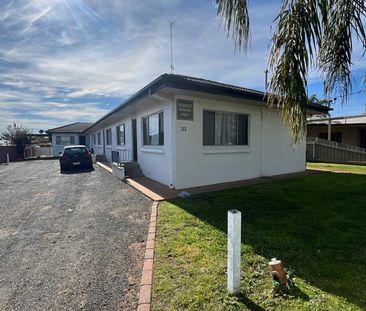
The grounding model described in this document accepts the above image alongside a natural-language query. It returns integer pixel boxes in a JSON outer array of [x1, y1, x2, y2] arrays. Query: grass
[[152, 171, 366, 311], [307, 162, 366, 174]]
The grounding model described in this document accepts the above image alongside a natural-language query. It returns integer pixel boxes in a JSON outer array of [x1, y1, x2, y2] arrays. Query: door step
[[96, 154, 107, 162], [122, 162, 143, 178]]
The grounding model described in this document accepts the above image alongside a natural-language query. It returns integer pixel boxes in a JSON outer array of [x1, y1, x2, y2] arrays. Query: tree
[[1, 123, 31, 158], [308, 94, 332, 107], [216, 0, 366, 142]]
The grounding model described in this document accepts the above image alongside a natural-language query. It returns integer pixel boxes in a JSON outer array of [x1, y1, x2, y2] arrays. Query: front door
[[79, 135, 86, 145], [132, 119, 138, 162]]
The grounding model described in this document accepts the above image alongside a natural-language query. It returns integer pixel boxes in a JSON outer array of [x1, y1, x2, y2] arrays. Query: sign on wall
[[176, 99, 194, 121]]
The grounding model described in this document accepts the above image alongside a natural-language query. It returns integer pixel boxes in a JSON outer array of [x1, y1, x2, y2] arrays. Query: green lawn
[[307, 162, 366, 174], [152, 172, 366, 311]]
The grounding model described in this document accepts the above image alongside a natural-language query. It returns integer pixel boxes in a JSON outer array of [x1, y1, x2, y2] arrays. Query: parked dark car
[[59, 145, 93, 172]]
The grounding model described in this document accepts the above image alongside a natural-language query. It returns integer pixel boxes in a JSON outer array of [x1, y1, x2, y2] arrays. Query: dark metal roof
[[85, 73, 332, 132], [46, 122, 93, 134]]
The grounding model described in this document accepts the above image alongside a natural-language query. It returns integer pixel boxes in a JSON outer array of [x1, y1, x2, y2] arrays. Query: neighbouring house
[[81, 73, 329, 189], [30, 133, 51, 145], [307, 114, 366, 148], [47, 122, 93, 156]]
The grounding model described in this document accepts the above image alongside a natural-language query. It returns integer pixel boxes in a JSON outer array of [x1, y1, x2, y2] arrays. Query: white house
[[47, 122, 93, 156], [83, 74, 329, 189]]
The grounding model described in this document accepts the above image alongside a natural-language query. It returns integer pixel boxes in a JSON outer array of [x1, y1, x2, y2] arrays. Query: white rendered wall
[[133, 100, 173, 187], [51, 134, 79, 156], [86, 98, 174, 187], [89, 116, 133, 161], [89, 130, 104, 155], [173, 95, 305, 189], [260, 109, 306, 176]]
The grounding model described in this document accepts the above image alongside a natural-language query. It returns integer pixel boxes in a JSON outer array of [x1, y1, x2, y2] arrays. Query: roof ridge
[[167, 73, 265, 95], [46, 122, 80, 132], [46, 122, 93, 133]]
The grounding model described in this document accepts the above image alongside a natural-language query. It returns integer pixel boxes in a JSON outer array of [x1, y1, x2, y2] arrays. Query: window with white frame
[[116, 124, 125, 145], [142, 112, 164, 146], [106, 128, 112, 145], [93, 134, 96, 145], [203, 111, 249, 146], [55, 136, 75, 146], [97, 132, 101, 145]]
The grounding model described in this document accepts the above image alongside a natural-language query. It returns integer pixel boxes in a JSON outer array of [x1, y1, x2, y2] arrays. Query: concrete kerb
[[137, 201, 159, 311], [96, 161, 113, 173]]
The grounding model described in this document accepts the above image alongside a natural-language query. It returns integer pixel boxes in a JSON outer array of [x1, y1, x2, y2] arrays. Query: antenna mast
[[170, 21, 175, 73]]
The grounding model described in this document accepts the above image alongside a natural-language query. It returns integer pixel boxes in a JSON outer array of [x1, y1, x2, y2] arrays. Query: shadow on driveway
[[60, 167, 95, 174]]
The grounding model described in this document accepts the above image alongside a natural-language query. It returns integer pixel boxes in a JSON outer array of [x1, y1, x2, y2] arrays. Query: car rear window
[[63, 147, 88, 155]]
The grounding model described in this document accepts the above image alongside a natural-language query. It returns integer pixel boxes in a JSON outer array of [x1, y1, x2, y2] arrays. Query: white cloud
[[0, 0, 363, 131]]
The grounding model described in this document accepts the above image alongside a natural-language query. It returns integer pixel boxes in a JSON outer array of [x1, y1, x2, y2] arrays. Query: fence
[[0, 146, 18, 163], [111, 149, 133, 164], [307, 137, 366, 164], [24, 145, 53, 158]]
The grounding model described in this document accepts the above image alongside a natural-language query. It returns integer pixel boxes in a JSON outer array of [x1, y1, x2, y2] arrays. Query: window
[[64, 147, 88, 155], [106, 128, 112, 145], [143, 112, 164, 146], [116, 124, 125, 145], [97, 132, 101, 145], [203, 111, 249, 146], [55, 136, 75, 146], [319, 132, 342, 143], [93, 134, 96, 145]]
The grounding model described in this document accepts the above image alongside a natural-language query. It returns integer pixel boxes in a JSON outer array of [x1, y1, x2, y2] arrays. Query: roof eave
[[83, 73, 331, 132]]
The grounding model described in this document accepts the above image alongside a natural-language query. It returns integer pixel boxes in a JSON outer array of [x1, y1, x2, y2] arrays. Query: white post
[[328, 117, 331, 141], [6, 153, 9, 165], [227, 209, 241, 295]]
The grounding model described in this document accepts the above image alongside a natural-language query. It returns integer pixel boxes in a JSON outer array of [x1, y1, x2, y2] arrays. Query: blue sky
[[0, 0, 365, 132]]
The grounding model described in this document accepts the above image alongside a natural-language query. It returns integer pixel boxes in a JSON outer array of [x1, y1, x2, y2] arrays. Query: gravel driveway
[[0, 160, 151, 311]]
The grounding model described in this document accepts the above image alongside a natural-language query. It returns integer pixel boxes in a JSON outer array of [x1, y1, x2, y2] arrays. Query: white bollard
[[227, 209, 241, 295], [6, 153, 9, 165]]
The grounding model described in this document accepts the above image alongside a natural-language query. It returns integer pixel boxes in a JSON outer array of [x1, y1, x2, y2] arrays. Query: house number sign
[[177, 99, 194, 121]]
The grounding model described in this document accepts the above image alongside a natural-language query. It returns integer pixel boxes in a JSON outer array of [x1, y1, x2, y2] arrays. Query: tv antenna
[[170, 21, 175, 73]]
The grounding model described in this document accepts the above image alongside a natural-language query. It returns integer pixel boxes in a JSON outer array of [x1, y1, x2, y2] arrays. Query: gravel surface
[[0, 160, 151, 311]]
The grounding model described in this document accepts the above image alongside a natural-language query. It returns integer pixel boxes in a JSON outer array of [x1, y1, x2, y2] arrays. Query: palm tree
[[216, 0, 366, 142]]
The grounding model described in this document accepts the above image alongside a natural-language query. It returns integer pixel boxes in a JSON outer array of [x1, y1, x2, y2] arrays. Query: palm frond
[[267, 0, 321, 143], [216, 0, 366, 143], [216, 0, 250, 51], [318, 0, 366, 102]]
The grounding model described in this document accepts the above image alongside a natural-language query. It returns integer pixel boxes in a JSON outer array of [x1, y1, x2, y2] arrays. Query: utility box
[[112, 163, 125, 180], [269, 258, 287, 285]]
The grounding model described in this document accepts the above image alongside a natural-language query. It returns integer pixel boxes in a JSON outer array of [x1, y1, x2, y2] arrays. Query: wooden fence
[[307, 137, 366, 164]]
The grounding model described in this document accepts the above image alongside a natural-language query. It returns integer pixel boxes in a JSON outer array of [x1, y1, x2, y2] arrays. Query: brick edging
[[137, 201, 159, 311]]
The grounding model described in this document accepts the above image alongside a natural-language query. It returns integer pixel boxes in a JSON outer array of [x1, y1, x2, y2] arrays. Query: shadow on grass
[[167, 172, 366, 309], [235, 286, 309, 311], [235, 293, 266, 311]]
